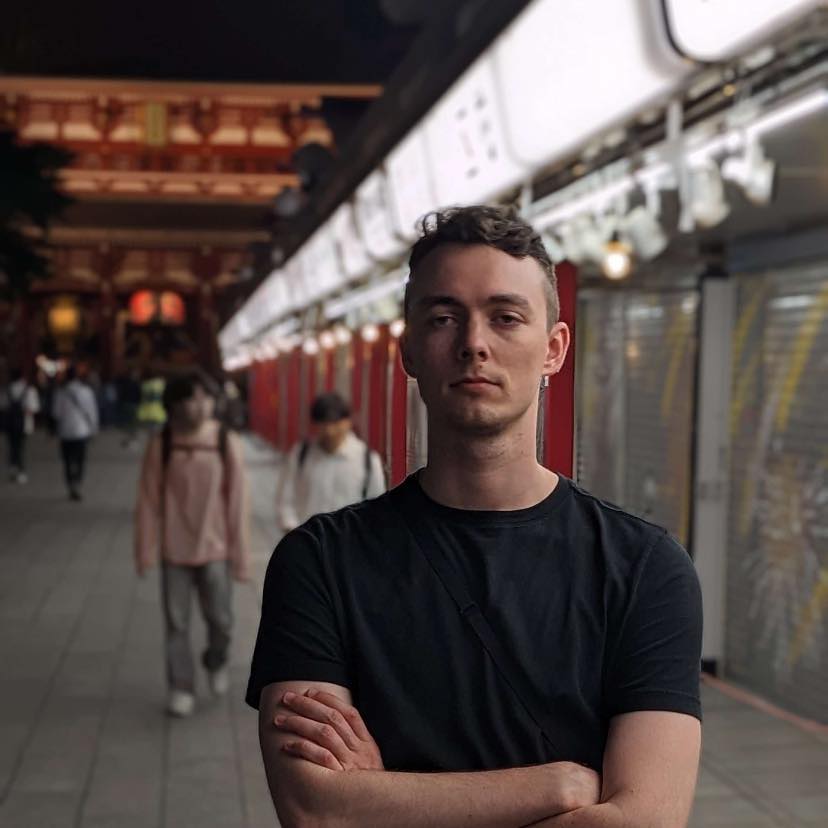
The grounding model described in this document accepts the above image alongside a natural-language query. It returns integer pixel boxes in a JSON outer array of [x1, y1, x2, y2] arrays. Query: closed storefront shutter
[[575, 288, 698, 546], [726, 263, 828, 722]]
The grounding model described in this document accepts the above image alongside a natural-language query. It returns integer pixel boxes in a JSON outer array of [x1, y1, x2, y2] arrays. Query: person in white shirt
[[52, 365, 100, 501], [1, 368, 41, 484], [276, 392, 386, 532]]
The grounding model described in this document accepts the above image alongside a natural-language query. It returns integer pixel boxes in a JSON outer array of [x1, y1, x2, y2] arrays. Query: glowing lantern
[[129, 290, 157, 324], [159, 291, 186, 325], [48, 297, 81, 336]]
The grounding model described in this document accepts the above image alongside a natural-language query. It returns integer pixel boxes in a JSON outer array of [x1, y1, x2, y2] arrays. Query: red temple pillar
[[543, 261, 577, 477]]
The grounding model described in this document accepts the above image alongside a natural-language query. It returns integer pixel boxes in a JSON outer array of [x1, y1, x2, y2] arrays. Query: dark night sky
[[1, 0, 420, 83]]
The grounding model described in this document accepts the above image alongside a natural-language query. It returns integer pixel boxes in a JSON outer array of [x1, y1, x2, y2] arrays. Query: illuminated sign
[[331, 204, 372, 279], [492, 0, 689, 168], [386, 130, 437, 241], [663, 0, 820, 62], [424, 55, 527, 205], [355, 171, 406, 260]]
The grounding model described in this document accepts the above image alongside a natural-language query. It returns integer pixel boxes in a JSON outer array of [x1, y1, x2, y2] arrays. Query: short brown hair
[[405, 206, 559, 327]]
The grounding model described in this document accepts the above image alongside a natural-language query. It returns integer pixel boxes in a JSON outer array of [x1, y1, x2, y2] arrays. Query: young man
[[1, 368, 40, 483], [247, 207, 703, 827], [135, 371, 250, 717], [275, 392, 386, 532], [52, 365, 99, 501]]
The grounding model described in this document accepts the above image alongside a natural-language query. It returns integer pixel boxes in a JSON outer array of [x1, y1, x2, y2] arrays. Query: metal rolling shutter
[[575, 288, 698, 545], [725, 263, 828, 723]]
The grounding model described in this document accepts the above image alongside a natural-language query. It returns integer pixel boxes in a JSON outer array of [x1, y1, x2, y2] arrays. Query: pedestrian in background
[[275, 391, 385, 532], [134, 371, 250, 718], [52, 364, 98, 501], [0, 368, 40, 484], [136, 370, 166, 433]]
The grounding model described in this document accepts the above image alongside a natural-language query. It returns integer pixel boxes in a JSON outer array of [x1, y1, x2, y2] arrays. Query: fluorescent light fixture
[[324, 271, 408, 320], [687, 89, 828, 166], [769, 294, 815, 310], [748, 88, 828, 136]]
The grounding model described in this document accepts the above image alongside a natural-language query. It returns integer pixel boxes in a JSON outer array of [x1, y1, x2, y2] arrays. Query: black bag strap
[[64, 385, 95, 431], [361, 443, 372, 500], [393, 496, 582, 764], [298, 440, 310, 469]]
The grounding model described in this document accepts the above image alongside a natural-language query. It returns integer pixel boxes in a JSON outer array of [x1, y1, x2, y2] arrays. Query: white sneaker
[[167, 690, 195, 717], [208, 667, 230, 697]]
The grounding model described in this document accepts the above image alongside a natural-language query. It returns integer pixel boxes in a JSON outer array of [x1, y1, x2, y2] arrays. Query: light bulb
[[602, 238, 632, 280], [318, 330, 336, 350], [333, 324, 352, 346], [302, 337, 320, 356], [389, 319, 406, 338], [361, 323, 380, 343]]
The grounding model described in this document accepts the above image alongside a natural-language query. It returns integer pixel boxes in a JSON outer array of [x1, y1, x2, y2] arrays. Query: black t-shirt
[[246, 474, 702, 772]]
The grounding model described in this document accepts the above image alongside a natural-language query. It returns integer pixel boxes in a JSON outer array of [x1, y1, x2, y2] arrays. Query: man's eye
[[495, 314, 521, 326], [430, 315, 455, 327]]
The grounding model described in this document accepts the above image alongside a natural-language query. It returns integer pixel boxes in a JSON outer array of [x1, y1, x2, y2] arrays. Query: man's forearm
[[274, 762, 588, 828], [526, 802, 625, 827], [527, 798, 689, 828]]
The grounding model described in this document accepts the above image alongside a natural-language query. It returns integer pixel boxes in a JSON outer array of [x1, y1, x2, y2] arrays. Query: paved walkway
[[1, 431, 826, 827]]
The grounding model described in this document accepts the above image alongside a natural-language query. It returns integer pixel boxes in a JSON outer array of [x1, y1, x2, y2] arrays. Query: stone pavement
[[1, 431, 826, 827]]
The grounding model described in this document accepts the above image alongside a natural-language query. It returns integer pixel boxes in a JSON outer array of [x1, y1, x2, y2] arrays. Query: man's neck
[[419, 418, 558, 511]]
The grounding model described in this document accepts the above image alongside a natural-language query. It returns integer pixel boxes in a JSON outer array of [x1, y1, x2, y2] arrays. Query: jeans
[[161, 561, 233, 693], [60, 438, 87, 490]]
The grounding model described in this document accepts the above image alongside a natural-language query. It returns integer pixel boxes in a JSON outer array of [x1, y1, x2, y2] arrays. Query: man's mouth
[[451, 377, 499, 387]]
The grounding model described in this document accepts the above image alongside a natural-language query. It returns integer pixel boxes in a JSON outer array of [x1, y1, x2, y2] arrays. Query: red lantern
[[129, 290, 157, 325]]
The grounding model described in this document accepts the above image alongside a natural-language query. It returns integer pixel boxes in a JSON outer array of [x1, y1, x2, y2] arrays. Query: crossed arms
[[258, 680, 700, 828]]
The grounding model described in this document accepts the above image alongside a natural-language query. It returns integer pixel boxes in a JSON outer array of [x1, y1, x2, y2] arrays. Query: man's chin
[[443, 404, 511, 436]]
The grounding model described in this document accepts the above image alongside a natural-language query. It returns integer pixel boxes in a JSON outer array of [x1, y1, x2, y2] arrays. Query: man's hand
[[276, 688, 384, 771]]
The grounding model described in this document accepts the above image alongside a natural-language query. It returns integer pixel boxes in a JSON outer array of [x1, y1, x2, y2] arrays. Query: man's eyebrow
[[414, 293, 534, 313], [414, 295, 465, 310], [485, 293, 532, 311]]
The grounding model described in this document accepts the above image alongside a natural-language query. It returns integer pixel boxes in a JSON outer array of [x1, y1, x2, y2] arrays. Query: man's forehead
[[409, 243, 546, 300]]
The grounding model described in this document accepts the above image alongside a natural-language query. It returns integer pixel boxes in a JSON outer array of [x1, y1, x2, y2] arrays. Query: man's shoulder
[[300, 485, 398, 538], [563, 478, 682, 565]]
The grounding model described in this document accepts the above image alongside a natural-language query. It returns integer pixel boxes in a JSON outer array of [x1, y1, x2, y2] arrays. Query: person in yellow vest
[[136, 372, 166, 432]]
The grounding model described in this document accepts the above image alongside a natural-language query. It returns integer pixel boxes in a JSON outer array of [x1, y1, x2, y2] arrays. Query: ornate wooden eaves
[[0, 76, 382, 204]]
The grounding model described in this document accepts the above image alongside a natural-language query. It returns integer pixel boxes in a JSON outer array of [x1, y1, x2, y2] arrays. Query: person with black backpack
[[52, 364, 98, 500], [134, 371, 250, 718], [275, 392, 386, 533], [1, 368, 40, 484]]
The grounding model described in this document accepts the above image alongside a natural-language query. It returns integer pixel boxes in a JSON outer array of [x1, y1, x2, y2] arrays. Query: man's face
[[176, 385, 214, 428], [401, 243, 569, 436], [314, 418, 352, 453]]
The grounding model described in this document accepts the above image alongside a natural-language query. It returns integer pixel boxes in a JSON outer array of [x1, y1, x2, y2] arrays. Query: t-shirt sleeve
[[245, 525, 349, 709], [604, 531, 703, 721]]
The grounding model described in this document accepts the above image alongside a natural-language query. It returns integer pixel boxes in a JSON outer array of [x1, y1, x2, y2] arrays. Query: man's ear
[[542, 321, 570, 379], [399, 331, 417, 378]]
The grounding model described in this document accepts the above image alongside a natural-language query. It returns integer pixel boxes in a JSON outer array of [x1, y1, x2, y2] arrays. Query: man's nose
[[457, 317, 490, 361]]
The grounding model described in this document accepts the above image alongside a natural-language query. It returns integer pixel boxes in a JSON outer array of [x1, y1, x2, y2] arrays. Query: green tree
[[0, 130, 73, 297]]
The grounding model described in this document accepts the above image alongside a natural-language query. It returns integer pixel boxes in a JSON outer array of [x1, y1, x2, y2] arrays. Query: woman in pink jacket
[[134, 371, 250, 717]]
